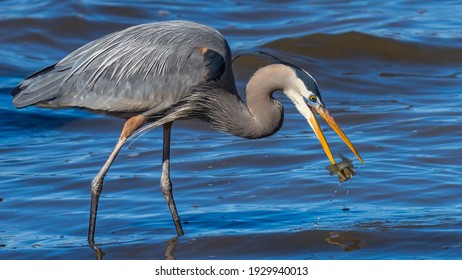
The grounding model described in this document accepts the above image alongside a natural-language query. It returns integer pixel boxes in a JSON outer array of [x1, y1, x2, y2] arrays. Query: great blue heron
[[11, 20, 363, 244]]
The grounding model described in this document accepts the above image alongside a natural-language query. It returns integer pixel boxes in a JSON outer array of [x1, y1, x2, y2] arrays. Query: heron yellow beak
[[307, 105, 364, 165]]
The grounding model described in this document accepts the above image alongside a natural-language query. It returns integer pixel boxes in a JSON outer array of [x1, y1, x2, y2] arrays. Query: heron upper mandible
[[11, 20, 363, 245]]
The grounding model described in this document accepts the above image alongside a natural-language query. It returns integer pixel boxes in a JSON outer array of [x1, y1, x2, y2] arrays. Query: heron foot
[[88, 190, 100, 244], [88, 174, 104, 244], [161, 188, 184, 236], [160, 168, 184, 235]]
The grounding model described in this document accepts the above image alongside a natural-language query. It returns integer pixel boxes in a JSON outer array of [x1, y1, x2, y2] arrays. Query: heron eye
[[309, 95, 317, 102]]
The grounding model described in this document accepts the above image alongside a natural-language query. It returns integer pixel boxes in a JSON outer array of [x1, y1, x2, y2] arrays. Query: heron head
[[283, 66, 364, 165]]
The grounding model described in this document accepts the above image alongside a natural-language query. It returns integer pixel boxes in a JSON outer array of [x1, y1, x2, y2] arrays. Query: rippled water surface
[[1, 0, 462, 259]]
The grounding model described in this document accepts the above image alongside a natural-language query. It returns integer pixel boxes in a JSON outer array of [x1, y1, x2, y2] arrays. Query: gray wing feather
[[12, 21, 231, 116], [11, 64, 67, 108]]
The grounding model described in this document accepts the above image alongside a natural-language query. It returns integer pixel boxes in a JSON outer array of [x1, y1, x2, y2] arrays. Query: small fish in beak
[[325, 154, 357, 183]]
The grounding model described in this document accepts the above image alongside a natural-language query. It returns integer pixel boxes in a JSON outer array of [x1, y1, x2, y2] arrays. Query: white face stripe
[[283, 87, 317, 131], [294, 76, 324, 109], [294, 77, 311, 99]]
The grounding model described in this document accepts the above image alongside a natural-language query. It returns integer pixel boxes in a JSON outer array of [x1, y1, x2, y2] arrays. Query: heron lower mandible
[[11, 20, 363, 245]]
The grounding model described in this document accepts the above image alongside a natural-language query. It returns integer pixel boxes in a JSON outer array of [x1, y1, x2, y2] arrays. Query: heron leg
[[88, 115, 147, 245], [161, 122, 184, 236]]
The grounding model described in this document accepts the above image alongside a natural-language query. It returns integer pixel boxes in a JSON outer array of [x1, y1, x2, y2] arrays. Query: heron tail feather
[[11, 64, 66, 108]]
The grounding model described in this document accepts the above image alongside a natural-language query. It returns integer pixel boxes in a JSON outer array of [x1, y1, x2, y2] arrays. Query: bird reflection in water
[[90, 236, 179, 260], [325, 232, 361, 252]]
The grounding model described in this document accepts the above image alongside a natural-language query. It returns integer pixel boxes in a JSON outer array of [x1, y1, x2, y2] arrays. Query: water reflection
[[90, 243, 105, 260], [89, 236, 179, 260], [325, 232, 361, 252], [165, 236, 179, 260]]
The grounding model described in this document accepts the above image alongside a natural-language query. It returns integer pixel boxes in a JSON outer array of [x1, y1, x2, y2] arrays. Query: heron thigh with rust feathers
[[11, 20, 363, 245]]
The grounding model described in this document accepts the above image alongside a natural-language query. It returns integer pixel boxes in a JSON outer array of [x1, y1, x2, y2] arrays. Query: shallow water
[[1, 0, 462, 260]]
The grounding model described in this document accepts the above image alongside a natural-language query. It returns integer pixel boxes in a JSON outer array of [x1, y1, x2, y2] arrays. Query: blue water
[[1, 0, 462, 259]]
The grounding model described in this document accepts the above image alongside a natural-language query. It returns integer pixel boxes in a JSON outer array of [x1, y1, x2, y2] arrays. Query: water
[[1, 0, 462, 260]]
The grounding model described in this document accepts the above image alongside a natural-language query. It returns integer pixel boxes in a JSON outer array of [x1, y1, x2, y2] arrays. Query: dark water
[[1, 0, 462, 260]]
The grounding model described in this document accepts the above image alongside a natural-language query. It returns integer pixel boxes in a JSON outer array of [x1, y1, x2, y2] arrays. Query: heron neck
[[191, 64, 291, 139], [240, 65, 290, 138]]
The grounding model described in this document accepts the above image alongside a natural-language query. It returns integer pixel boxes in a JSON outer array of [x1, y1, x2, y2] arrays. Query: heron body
[[11, 20, 363, 244]]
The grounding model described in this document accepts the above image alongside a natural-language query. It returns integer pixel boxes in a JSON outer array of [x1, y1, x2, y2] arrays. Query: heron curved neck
[[198, 64, 293, 139]]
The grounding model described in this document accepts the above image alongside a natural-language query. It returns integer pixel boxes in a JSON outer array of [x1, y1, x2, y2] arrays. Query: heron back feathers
[[11, 20, 234, 117]]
